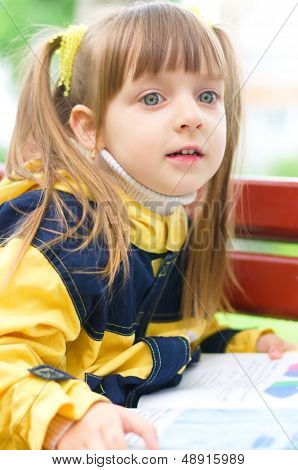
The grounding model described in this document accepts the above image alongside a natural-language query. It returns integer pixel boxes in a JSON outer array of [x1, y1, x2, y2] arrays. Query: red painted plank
[[233, 177, 298, 241], [228, 251, 298, 320]]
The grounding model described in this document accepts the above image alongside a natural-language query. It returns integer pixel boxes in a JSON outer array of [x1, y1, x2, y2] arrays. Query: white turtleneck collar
[[98, 148, 197, 216]]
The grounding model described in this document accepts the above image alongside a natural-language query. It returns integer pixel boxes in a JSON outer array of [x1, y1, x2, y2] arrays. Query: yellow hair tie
[[50, 24, 86, 96]]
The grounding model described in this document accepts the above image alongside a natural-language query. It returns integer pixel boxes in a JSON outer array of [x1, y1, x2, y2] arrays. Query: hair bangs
[[114, 2, 227, 84]]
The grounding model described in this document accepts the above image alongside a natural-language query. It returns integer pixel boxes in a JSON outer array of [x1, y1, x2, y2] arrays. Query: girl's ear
[[69, 105, 104, 151]]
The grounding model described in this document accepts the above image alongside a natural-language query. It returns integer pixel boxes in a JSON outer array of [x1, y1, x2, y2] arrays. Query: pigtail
[[3, 31, 130, 288], [2, 37, 62, 286]]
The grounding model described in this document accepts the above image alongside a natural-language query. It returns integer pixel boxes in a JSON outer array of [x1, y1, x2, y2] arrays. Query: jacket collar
[[0, 159, 188, 253]]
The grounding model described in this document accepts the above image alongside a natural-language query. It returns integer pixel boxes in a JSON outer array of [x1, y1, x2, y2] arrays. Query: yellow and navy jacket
[[0, 168, 271, 449]]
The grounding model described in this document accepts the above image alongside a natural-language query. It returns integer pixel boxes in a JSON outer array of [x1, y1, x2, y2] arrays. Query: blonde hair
[[5, 0, 243, 320]]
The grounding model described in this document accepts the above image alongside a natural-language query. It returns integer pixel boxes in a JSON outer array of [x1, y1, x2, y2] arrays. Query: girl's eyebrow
[[132, 73, 223, 86], [132, 75, 166, 85]]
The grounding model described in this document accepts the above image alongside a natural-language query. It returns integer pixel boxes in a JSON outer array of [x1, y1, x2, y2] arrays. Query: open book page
[[139, 352, 298, 409], [126, 353, 298, 450]]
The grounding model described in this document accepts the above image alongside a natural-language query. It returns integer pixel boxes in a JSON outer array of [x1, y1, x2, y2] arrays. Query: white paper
[[126, 353, 298, 450], [139, 352, 298, 409], [127, 407, 298, 450]]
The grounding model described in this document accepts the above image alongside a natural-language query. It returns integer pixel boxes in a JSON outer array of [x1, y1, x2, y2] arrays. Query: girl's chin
[[168, 182, 203, 196], [157, 187, 199, 197], [136, 175, 201, 196]]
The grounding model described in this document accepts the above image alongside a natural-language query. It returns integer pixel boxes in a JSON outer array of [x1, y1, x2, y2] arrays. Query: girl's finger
[[283, 341, 298, 351], [268, 340, 285, 359], [268, 340, 298, 358], [101, 420, 128, 450], [57, 434, 106, 450], [268, 348, 283, 359], [82, 434, 107, 450], [121, 410, 160, 450]]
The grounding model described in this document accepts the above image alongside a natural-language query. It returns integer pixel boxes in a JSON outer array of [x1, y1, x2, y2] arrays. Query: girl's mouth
[[166, 154, 204, 163], [165, 147, 205, 160], [165, 151, 204, 162]]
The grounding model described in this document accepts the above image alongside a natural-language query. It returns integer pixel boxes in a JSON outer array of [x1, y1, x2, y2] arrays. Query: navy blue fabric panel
[[0, 190, 44, 240], [149, 250, 186, 324], [86, 373, 144, 405], [200, 329, 242, 353], [85, 373, 106, 394], [135, 252, 180, 338], [187, 346, 201, 366], [129, 248, 165, 307], [126, 335, 191, 407]]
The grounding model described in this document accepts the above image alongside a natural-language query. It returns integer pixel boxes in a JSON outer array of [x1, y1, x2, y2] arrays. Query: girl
[[0, 0, 295, 451]]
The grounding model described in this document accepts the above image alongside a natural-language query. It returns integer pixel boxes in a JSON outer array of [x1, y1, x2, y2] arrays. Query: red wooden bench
[[0, 163, 297, 320], [229, 177, 298, 321]]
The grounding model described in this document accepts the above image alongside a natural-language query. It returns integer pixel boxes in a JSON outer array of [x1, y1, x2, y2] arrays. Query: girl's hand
[[256, 333, 298, 359], [56, 402, 160, 450]]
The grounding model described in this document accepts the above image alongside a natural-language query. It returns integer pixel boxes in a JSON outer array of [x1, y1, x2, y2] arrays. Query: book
[[126, 352, 298, 450]]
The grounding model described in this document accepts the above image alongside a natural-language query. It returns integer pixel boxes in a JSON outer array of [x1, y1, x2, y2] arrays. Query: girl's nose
[[176, 101, 206, 131]]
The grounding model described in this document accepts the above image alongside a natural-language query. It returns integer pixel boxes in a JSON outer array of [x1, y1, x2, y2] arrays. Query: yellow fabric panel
[[0, 177, 39, 204], [97, 333, 153, 379], [0, 240, 108, 449], [2, 374, 109, 450], [151, 258, 162, 277], [0, 239, 81, 343], [120, 191, 188, 253], [177, 364, 188, 375], [76, 330, 153, 380], [66, 328, 102, 379], [224, 328, 275, 353], [0, 159, 94, 203], [146, 319, 206, 354], [97, 329, 135, 358]]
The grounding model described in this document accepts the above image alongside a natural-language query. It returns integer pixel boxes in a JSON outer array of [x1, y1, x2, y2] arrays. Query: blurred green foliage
[[233, 238, 298, 257], [216, 312, 298, 344], [0, 0, 75, 59], [0, 147, 6, 163], [0, 0, 76, 163], [268, 155, 298, 178]]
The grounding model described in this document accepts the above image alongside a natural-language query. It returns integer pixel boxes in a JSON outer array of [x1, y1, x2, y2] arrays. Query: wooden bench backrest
[[229, 177, 298, 320]]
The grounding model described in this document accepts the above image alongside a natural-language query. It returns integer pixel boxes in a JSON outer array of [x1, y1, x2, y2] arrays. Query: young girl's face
[[100, 62, 226, 196]]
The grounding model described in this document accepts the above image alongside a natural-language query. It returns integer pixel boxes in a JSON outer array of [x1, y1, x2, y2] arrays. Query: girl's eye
[[199, 91, 218, 104], [140, 90, 219, 106], [140, 92, 163, 106]]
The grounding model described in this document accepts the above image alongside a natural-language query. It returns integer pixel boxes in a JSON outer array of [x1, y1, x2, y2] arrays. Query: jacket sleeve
[[198, 317, 274, 353], [0, 239, 110, 450]]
